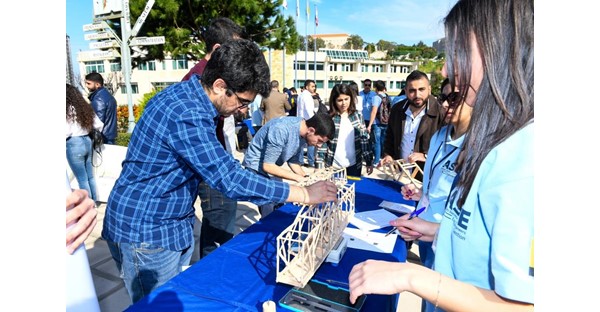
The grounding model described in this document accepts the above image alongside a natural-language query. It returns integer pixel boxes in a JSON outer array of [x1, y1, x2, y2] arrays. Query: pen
[[385, 206, 427, 237], [408, 206, 426, 220]]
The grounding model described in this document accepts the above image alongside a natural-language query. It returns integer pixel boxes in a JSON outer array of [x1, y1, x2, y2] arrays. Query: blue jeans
[[372, 124, 388, 164], [107, 241, 193, 304], [197, 182, 237, 259], [66, 135, 98, 201], [307, 145, 316, 166]]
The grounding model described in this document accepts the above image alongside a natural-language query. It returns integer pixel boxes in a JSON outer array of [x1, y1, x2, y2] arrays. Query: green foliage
[[343, 35, 364, 50], [116, 132, 132, 147], [136, 89, 160, 123], [127, 0, 301, 62]]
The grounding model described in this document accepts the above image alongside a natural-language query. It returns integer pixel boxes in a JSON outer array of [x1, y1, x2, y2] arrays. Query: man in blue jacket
[[85, 72, 117, 144]]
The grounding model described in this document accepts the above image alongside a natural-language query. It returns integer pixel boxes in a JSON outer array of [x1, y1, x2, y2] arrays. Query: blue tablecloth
[[127, 178, 413, 311]]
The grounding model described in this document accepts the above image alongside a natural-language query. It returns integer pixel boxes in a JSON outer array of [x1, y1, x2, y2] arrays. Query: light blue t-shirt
[[242, 116, 305, 177], [434, 122, 534, 306], [418, 126, 464, 223], [360, 90, 376, 121], [371, 94, 382, 125]]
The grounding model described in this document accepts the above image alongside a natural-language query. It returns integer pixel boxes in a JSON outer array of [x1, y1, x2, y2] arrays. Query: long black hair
[[444, 0, 534, 206]]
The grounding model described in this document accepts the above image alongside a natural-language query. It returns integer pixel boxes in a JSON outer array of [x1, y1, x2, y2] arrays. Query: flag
[[282, 0, 287, 9], [306, 0, 310, 18], [296, 0, 300, 17], [315, 6, 318, 26]]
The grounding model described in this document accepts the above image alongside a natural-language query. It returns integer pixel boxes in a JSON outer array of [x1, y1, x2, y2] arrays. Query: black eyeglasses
[[364, 84, 371, 87], [437, 92, 462, 108], [227, 89, 253, 108]]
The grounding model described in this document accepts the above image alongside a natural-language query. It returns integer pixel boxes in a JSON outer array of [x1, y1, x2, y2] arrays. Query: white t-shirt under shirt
[[333, 115, 356, 168]]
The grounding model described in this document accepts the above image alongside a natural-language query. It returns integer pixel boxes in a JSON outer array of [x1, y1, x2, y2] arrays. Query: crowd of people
[[66, 0, 534, 309]]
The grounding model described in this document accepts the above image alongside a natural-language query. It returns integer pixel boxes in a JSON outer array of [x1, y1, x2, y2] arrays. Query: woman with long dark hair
[[348, 0, 534, 310], [66, 83, 103, 202]]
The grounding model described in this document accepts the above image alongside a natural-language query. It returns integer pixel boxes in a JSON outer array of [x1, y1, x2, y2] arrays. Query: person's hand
[[408, 152, 426, 163], [305, 180, 338, 204], [390, 214, 439, 242], [349, 260, 422, 304], [366, 165, 374, 175], [66, 189, 98, 254], [366, 124, 372, 133], [400, 183, 422, 201], [378, 155, 394, 168]]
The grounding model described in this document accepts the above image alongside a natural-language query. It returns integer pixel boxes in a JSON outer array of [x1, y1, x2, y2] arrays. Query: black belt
[[66, 137, 71, 141]]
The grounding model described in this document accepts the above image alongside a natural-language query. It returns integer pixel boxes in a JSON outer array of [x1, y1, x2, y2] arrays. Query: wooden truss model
[[380, 159, 424, 188], [276, 167, 355, 287]]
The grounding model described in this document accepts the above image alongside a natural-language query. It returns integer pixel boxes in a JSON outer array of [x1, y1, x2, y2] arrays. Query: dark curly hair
[[66, 84, 95, 132]]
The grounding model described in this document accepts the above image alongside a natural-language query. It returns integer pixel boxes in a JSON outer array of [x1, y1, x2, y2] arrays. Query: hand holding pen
[[385, 206, 426, 237]]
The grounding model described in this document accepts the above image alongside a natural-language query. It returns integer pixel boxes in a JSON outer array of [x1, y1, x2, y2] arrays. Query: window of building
[[373, 65, 383, 73], [138, 60, 156, 71], [110, 61, 121, 72], [85, 61, 105, 74], [172, 55, 188, 70], [152, 81, 177, 91], [401, 66, 409, 73], [361, 64, 369, 72], [119, 83, 139, 94]]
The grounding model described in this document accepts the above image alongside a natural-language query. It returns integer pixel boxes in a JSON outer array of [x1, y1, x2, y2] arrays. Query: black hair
[[201, 39, 271, 98], [85, 72, 104, 86], [405, 70, 429, 84], [444, 0, 534, 206], [328, 83, 356, 116], [304, 79, 315, 88], [202, 17, 247, 54], [306, 112, 335, 140], [374, 80, 386, 92]]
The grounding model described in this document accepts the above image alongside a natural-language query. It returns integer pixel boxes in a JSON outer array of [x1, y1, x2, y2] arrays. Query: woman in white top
[[317, 83, 373, 177], [66, 83, 104, 202]]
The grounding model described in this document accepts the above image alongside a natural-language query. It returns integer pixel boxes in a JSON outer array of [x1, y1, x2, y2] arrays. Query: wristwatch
[[424, 153, 428, 160]]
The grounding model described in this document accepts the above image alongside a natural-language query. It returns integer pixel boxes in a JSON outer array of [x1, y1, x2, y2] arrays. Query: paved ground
[[83, 153, 423, 311]]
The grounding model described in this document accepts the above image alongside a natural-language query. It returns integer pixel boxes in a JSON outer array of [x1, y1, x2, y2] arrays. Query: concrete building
[[76, 47, 419, 107]]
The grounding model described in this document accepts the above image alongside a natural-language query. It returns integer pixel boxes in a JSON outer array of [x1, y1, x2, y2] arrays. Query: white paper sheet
[[342, 227, 397, 254], [379, 200, 415, 214], [349, 209, 399, 231]]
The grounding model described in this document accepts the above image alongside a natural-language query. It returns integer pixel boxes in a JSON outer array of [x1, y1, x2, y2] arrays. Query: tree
[[300, 36, 325, 50], [365, 43, 376, 54], [343, 34, 364, 50], [125, 0, 301, 62], [376, 40, 396, 52]]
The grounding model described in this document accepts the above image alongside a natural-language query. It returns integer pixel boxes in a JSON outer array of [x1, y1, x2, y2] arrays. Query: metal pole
[[304, 0, 308, 81], [121, 0, 135, 133], [282, 46, 286, 88], [313, 4, 316, 82]]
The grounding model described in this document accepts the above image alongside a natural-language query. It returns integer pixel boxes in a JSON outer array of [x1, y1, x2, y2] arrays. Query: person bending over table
[[348, 0, 534, 311], [101, 39, 338, 304], [242, 112, 335, 218]]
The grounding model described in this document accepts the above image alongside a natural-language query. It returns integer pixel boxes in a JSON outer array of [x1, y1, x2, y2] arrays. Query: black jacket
[[89, 87, 118, 144]]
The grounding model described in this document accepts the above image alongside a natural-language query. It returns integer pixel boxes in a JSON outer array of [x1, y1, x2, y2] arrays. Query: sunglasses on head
[[437, 92, 462, 108]]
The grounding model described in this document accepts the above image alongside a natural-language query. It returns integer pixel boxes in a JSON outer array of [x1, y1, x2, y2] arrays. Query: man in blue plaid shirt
[[101, 39, 338, 304]]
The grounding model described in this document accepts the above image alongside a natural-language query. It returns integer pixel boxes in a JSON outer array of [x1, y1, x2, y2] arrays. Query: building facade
[[77, 47, 419, 106]]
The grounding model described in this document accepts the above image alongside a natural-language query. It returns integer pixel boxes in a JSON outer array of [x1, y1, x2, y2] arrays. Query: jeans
[[66, 135, 98, 201], [197, 182, 237, 260], [372, 124, 388, 164], [107, 241, 193, 304], [307, 145, 316, 166]]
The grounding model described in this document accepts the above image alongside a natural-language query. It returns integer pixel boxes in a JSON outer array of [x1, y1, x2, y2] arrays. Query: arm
[[262, 162, 305, 182], [66, 189, 98, 254], [349, 261, 533, 312], [288, 162, 307, 178], [283, 97, 292, 111]]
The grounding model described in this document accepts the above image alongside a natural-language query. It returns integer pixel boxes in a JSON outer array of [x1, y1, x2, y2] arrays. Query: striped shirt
[[102, 75, 290, 251]]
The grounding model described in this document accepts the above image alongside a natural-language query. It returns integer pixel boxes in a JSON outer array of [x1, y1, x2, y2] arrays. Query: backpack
[[377, 93, 391, 125]]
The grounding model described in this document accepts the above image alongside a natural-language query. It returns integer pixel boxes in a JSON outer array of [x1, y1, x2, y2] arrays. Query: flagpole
[[305, 0, 308, 81], [295, 0, 299, 89], [314, 4, 317, 82]]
